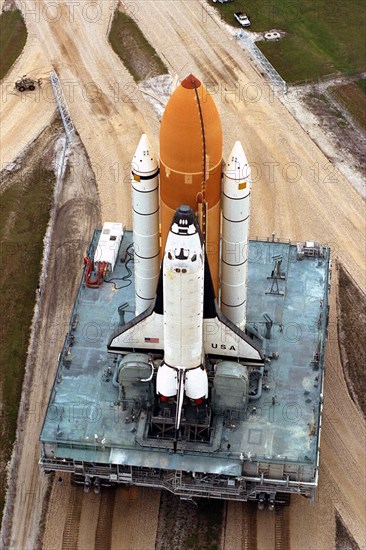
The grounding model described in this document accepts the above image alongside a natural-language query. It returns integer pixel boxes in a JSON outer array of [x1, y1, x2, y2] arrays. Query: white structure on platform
[[94, 222, 123, 272]]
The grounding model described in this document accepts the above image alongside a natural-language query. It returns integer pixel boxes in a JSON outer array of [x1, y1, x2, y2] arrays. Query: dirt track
[[1, 1, 365, 549], [0, 0, 55, 166]]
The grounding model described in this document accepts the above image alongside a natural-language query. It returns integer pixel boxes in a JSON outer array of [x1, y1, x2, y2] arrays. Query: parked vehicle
[[234, 12, 251, 27]]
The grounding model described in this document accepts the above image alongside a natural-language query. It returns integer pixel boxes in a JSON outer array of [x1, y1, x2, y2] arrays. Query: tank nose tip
[[181, 74, 201, 89]]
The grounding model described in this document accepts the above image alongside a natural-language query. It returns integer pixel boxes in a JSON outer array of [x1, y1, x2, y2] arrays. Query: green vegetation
[[0, 10, 27, 80], [356, 78, 366, 94], [109, 10, 167, 82], [215, 0, 366, 82], [0, 150, 55, 518], [330, 79, 366, 130]]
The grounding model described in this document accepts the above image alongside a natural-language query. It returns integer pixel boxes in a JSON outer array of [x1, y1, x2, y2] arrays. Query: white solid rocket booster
[[221, 141, 252, 330], [131, 134, 160, 315]]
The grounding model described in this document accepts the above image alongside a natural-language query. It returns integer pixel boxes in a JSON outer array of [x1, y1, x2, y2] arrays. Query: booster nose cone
[[224, 141, 251, 197], [132, 134, 158, 178], [159, 74, 222, 295], [226, 141, 250, 175]]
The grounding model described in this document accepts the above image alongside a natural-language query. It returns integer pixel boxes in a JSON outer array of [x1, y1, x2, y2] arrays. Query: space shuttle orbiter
[[108, 205, 262, 428], [108, 75, 263, 430]]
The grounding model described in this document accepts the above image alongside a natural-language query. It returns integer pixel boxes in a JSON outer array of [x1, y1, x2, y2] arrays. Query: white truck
[[234, 12, 251, 27]]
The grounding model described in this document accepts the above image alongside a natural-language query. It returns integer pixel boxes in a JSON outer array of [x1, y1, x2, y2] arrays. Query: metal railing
[[50, 71, 75, 144], [236, 31, 287, 94]]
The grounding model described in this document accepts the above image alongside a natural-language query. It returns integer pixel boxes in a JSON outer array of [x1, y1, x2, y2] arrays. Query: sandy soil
[[0, 4, 55, 167], [284, 87, 366, 199], [1, 1, 365, 549], [16, 0, 159, 227], [336, 512, 360, 550], [110, 487, 160, 550], [42, 474, 74, 550], [223, 502, 258, 550]]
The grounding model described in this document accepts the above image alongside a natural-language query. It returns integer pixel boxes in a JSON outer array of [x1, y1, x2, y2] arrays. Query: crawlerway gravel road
[[1, 1, 365, 549]]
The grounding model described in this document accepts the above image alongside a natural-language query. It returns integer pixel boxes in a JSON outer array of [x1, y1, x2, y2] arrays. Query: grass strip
[[330, 79, 366, 131], [0, 140, 55, 519], [109, 10, 167, 83], [0, 10, 27, 80]]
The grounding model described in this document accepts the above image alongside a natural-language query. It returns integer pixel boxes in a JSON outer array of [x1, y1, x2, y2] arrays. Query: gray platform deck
[[40, 231, 329, 478]]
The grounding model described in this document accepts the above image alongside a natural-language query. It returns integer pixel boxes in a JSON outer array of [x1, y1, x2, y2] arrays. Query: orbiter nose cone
[[172, 204, 195, 227], [177, 204, 192, 215]]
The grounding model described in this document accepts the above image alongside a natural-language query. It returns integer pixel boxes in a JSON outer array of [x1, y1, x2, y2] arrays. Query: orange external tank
[[159, 74, 222, 296]]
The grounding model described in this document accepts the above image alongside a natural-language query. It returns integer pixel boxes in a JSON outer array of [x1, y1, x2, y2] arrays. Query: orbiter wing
[[202, 256, 263, 364], [108, 257, 263, 364], [108, 272, 165, 354]]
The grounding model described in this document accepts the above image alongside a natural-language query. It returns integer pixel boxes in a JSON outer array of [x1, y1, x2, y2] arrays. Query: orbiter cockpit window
[[175, 248, 189, 260]]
